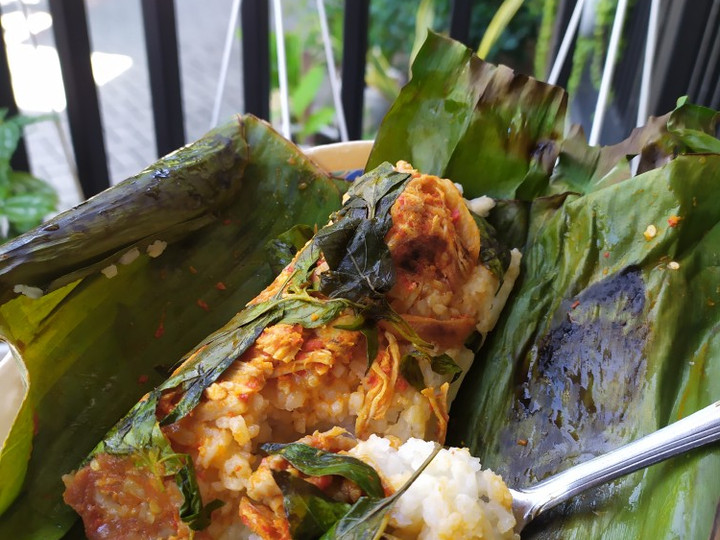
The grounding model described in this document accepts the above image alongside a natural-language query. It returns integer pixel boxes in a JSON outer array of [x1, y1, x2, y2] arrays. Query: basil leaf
[[344, 162, 410, 220], [430, 353, 463, 383], [265, 224, 315, 274], [400, 351, 463, 392], [399, 353, 425, 392], [159, 312, 276, 425], [272, 470, 351, 540], [162, 296, 354, 426], [319, 218, 395, 302], [361, 325, 379, 370], [176, 460, 225, 531], [334, 315, 379, 369], [320, 444, 442, 540], [286, 238, 323, 292], [317, 164, 411, 302], [314, 217, 363, 270], [363, 299, 432, 351], [263, 443, 384, 499], [470, 210, 511, 286]]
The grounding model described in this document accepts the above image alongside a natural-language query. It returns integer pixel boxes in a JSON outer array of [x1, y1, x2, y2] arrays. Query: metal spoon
[[510, 400, 720, 532]]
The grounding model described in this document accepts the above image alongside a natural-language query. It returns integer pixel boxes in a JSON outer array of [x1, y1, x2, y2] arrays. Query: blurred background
[[0, 0, 717, 237]]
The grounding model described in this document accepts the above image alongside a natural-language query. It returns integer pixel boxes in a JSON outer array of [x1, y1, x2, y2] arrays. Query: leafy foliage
[[265, 224, 315, 275], [471, 211, 512, 285], [268, 29, 337, 144], [0, 110, 57, 240], [315, 163, 411, 301], [176, 460, 225, 530], [272, 471, 352, 540], [262, 443, 384, 499], [400, 351, 463, 392], [319, 444, 441, 540]]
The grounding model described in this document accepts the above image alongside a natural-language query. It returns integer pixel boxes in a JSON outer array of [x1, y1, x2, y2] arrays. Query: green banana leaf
[[369, 30, 720, 540], [0, 115, 345, 537], [366, 32, 567, 200], [449, 152, 720, 539], [2, 28, 719, 540]]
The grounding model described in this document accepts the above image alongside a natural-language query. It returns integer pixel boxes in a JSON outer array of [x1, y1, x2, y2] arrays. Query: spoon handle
[[513, 400, 720, 528]]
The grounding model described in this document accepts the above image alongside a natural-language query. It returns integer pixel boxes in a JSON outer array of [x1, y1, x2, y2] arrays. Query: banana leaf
[[366, 31, 567, 200], [0, 115, 345, 537], [370, 32, 720, 539], [449, 151, 720, 539]]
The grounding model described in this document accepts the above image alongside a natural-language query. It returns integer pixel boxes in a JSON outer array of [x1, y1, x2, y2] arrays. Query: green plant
[[365, 0, 436, 109], [477, 0, 526, 59], [535, 0, 627, 96], [270, 15, 337, 143], [0, 110, 57, 241]]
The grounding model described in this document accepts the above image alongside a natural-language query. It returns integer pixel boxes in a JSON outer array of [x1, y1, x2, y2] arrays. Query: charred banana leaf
[[370, 32, 720, 540], [0, 115, 345, 537]]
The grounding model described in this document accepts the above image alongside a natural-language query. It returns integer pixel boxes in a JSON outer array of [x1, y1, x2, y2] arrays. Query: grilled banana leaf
[[450, 150, 720, 539], [0, 115, 345, 537], [370, 32, 720, 539], [367, 32, 567, 200]]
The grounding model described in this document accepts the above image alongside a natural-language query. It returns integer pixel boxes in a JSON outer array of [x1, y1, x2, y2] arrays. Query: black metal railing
[[0, 0, 717, 200], [49, 0, 109, 197]]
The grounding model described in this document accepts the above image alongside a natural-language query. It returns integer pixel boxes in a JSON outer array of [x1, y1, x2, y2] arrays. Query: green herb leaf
[[314, 217, 363, 270], [159, 313, 276, 425], [265, 224, 315, 275], [320, 444, 441, 540], [362, 299, 433, 352], [176, 460, 225, 531], [399, 353, 425, 392], [430, 353, 463, 383], [334, 315, 380, 369], [273, 470, 351, 540], [400, 352, 463, 392], [316, 164, 411, 302], [470, 211, 511, 286], [262, 443, 384, 499]]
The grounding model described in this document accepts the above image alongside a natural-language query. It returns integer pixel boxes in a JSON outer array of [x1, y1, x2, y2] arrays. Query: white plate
[[0, 140, 374, 452]]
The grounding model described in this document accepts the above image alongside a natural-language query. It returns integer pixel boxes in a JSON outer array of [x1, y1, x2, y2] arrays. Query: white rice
[[101, 264, 118, 279], [119, 247, 140, 265], [146, 239, 168, 258], [349, 436, 519, 540], [12, 284, 43, 299], [466, 195, 496, 217]]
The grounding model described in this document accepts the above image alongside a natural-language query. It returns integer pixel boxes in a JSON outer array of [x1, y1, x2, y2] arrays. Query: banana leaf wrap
[[449, 148, 720, 539], [0, 115, 346, 538], [368, 30, 720, 540]]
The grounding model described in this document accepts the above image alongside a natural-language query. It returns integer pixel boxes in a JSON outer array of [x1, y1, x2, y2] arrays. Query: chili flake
[[215, 281, 227, 290], [197, 299, 210, 311], [571, 300, 580, 309], [154, 311, 166, 339], [667, 215, 682, 228], [517, 439, 528, 446], [189, 265, 198, 274]]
